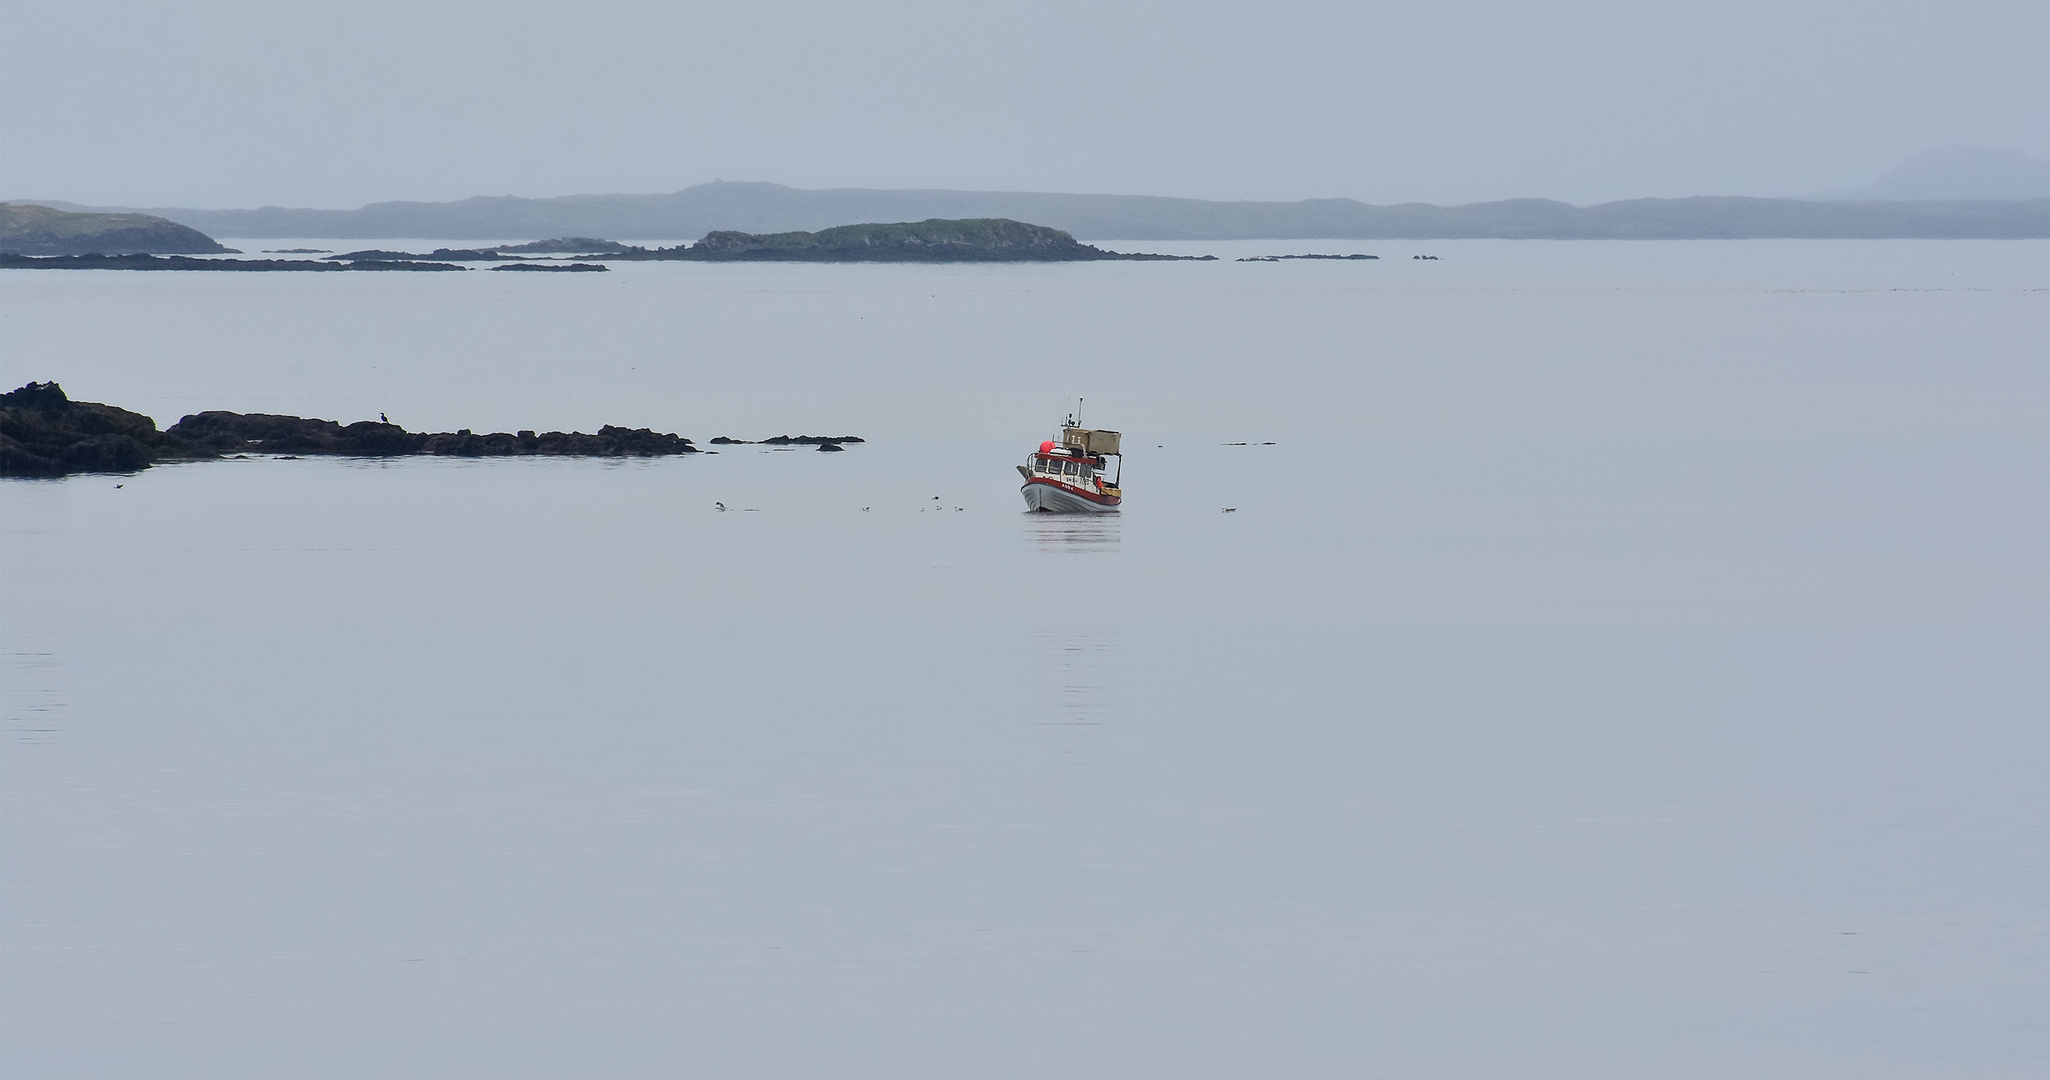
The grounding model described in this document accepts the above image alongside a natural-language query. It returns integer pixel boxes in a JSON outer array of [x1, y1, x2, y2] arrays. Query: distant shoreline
[[17, 182, 2046, 241], [0, 253, 467, 271], [1, 217, 1209, 266]]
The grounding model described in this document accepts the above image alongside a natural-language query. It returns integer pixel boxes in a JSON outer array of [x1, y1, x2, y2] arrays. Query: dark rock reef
[[0, 253, 466, 271], [588, 219, 1210, 262], [327, 240, 633, 260], [326, 247, 516, 261], [0, 203, 232, 256], [166, 412, 695, 458], [1, 382, 707, 478], [489, 263, 608, 272], [1238, 253, 1379, 262], [710, 435, 866, 445]]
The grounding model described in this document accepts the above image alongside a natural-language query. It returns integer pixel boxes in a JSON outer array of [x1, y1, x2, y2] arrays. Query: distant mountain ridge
[[1810, 147, 2050, 202], [20, 181, 2048, 241]]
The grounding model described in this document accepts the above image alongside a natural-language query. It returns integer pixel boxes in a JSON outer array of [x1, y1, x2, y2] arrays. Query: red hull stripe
[[1021, 477, 1121, 505]]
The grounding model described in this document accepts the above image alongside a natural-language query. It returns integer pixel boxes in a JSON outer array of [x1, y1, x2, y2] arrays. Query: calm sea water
[[3, 240, 2046, 1078]]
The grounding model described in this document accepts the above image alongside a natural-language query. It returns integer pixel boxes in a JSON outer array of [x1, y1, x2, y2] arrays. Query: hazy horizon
[[3, 0, 2044, 210], [16, 146, 2050, 218]]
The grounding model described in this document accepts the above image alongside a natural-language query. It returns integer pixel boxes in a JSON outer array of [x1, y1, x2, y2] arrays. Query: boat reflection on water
[[1026, 510, 1121, 552], [1023, 513, 1120, 755]]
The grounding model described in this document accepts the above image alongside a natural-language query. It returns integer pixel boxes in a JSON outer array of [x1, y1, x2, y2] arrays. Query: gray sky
[[3, 0, 2045, 208]]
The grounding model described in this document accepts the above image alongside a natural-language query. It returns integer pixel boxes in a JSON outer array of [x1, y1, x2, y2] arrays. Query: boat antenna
[[1077, 397, 1084, 427]]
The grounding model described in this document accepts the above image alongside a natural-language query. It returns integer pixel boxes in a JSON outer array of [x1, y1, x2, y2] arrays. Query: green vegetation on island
[[0, 202, 232, 256]]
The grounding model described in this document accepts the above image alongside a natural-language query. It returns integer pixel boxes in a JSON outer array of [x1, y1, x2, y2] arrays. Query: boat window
[[1062, 460, 1078, 476]]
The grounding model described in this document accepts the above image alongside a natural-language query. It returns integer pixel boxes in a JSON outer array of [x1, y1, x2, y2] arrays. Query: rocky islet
[[0, 382, 790, 478], [0, 203, 233, 256], [586, 218, 1209, 262]]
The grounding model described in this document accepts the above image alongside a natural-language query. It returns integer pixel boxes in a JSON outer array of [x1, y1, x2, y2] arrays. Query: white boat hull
[[1021, 479, 1120, 513]]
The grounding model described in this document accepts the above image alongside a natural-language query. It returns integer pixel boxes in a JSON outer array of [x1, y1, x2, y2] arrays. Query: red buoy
[[1040, 440, 1055, 453]]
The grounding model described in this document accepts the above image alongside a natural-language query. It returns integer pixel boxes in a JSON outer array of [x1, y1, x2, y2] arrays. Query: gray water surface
[[3, 241, 2045, 1078]]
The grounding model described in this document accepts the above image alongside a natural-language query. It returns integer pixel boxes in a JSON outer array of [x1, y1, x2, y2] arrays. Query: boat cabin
[[1024, 429, 1121, 492], [1025, 447, 1106, 482]]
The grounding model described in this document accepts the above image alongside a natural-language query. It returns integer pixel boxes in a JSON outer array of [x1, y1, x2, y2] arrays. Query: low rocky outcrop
[[710, 435, 866, 445], [165, 412, 696, 458], [0, 253, 466, 271], [1238, 253, 1379, 262], [164, 412, 429, 456], [415, 426, 693, 457], [327, 247, 517, 261], [489, 263, 608, 272], [1, 382, 704, 477], [325, 248, 616, 266], [590, 219, 1211, 262], [0, 203, 232, 256], [764, 434, 864, 445], [495, 237, 637, 253], [0, 382, 202, 477]]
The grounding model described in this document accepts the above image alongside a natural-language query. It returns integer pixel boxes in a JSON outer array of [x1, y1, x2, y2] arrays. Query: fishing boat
[[1019, 415, 1122, 512]]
